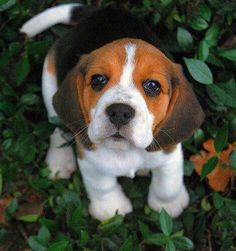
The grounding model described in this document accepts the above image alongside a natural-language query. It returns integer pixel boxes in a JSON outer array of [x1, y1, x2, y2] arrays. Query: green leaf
[[183, 213, 194, 231], [0, 0, 10, 6], [138, 221, 151, 238], [29, 178, 51, 191], [99, 215, 124, 234], [28, 236, 46, 251], [62, 190, 81, 207], [198, 40, 209, 61], [153, 12, 161, 24], [226, 201, 236, 217], [143, 0, 151, 9], [34, 122, 54, 139], [184, 58, 213, 84], [48, 240, 69, 251], [218, 49, 236, 62], [27, 40, 52, 55], [23, 147, 36, 164], [207, 84, 236, 108], [0, 51, 10, 71], [206, 53, 224, 68], [182, 139, 200, 154], [37, 226, 50, 246], [0, 228, 8, 243], [173, 236, 194, 250], [171, 230, 184, 238], [190, 16, 208, 31], [161, 0, 172, 7], [177, 27, 193, 51], [80, 230, 89, 246], [119, 236, 133, 251], [145, 233, 168, 246], [201, 156, 218, 179], [0, 0, 15, 10], [201, 197, 212, 211], [212, 192, 224, 209], [194, 129, 205, 146], [70, 207, 83, 225], [40, 168, 50, 178], [229, 150, 236, 170], [173, 11, 186, 23], [39, 218, 57, 232], [18, 214, 39, 222], [199, 3, 211, 22], [165, 239, 176, 251], [184, 160, 194, 176], [6, 198, 18, 215], [0, 101, 15, 114], [9, 42, 21, 55], [204, 25, 220, 47], [206, 86, 224, 106], [20, 93, 40, 105], [214, 123, 228, 152], [160, 209, 173, 236], [15, 53, 30, 85]]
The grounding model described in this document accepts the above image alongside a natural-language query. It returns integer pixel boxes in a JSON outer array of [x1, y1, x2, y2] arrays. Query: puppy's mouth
[[103, 131, 131, 150], [111, 132, 125, 140]]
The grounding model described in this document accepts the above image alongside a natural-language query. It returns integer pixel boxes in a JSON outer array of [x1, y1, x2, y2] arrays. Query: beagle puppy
[[21, 4, 204, 221]]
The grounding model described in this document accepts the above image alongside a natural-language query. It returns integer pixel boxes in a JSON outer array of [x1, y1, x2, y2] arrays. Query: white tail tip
[[20, 4, 82, 38]]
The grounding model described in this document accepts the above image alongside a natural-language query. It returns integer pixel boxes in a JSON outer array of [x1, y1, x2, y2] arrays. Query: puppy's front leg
[[79, 160, 133, 221], [148, 144, 189, 218], [42, 52, 76, 179]]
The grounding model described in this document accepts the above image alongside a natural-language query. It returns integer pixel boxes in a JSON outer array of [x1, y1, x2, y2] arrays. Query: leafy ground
[[0, 0, 236, 250]]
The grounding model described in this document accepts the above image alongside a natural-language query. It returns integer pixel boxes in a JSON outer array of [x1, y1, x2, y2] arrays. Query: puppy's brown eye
[[143, 80, 161, 97], [91, 74, 108, 91]]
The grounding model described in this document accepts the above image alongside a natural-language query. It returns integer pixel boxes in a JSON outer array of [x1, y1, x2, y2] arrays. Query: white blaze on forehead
[[119, 43, 136, 87]]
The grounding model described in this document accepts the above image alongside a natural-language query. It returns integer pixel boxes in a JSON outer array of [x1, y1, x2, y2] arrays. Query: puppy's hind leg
[[42, 49, 76, 179]]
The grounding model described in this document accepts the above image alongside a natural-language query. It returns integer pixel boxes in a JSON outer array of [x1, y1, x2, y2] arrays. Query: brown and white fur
[[20, 4, 204, 221]]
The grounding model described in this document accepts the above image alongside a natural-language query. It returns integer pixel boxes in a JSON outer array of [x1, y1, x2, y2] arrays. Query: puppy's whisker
[[67, 126, 89, 148], [73, 126, 88, 139], [77, 127, 90, 142], [153, 137, 163, 151], [159, 127, 175, 133], [159, 129, 176, 145], [64, 118, 87, 128], [67, 126, 88, 141]]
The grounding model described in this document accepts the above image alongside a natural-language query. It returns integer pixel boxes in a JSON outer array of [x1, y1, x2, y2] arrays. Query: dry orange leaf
[[0, 197, 13, 224], [14, 185, 44, 220], [14, 200, 44, 220], [190, 139, 235, 191]]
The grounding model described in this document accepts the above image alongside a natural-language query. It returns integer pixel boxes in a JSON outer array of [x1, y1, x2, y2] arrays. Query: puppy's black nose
[[106, 103, 135, 128]]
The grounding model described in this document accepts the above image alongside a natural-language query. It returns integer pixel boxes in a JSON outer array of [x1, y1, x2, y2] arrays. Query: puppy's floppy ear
[[146, 64, 205, 151], [53, 56, 92, 148]]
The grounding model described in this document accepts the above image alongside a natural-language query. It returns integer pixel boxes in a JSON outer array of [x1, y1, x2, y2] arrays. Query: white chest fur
[[78, 143, 182, 178]]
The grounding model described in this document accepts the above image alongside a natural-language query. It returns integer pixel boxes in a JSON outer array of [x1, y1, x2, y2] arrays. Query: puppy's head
[[53, 38, 204, 151]]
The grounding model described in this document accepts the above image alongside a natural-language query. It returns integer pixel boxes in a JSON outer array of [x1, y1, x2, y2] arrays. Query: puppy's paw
[[46, 129, 76, 179], [46, 145, 76, 179], [148, 186, 189, 218], [89, 192, 133, 221]]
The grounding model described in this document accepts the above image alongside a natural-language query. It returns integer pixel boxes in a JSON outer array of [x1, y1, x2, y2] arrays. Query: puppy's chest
[[78, 145, 178, 177]]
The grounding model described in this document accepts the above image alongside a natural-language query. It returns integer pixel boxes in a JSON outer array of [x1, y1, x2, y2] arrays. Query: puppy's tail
[[20, 4, 95, 38]]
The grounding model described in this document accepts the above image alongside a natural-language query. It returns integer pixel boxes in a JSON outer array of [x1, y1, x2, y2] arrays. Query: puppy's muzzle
[[106, 103, 135, 129]]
